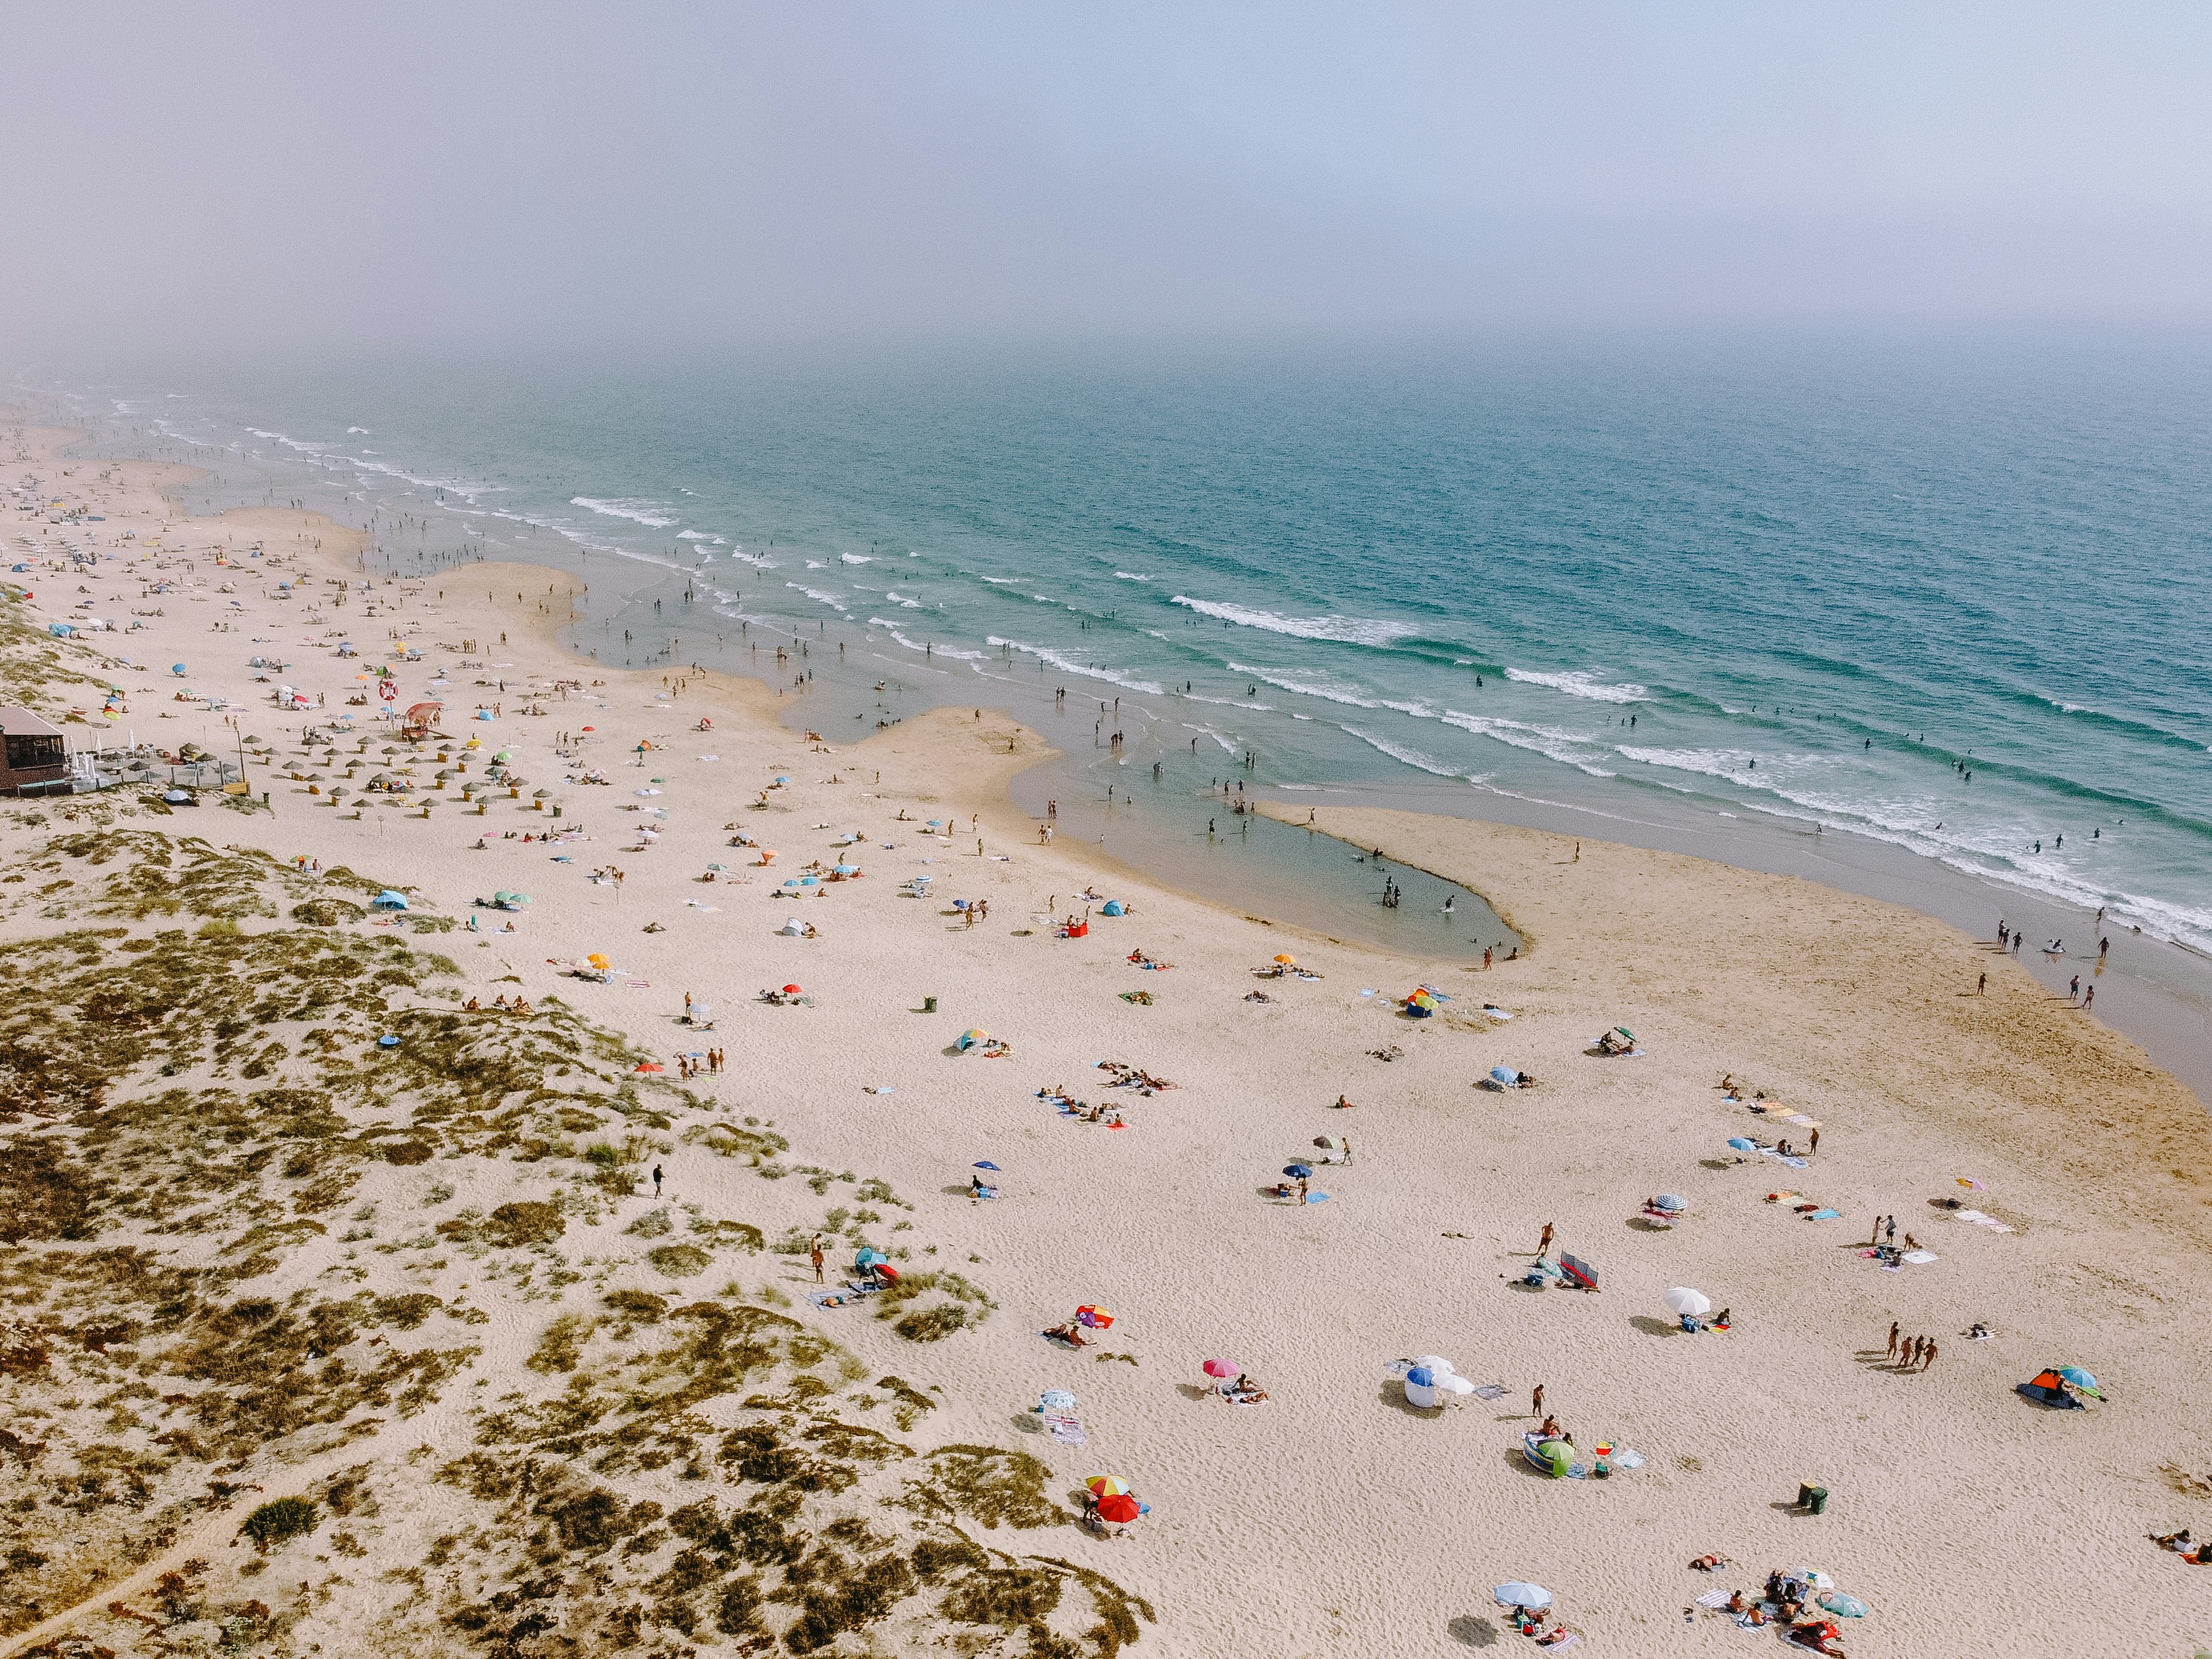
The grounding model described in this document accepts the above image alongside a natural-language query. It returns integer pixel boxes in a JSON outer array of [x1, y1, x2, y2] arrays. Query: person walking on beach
[[1538, 1221, 1555, 1257], [2068, 975, 2080, 1002], [2082, 985, 2094, 1011], [652, 1163, 663, 1196], [1886, 1321, 1900, 1361], [1531, 1383, 1545, 1418], [1977, 971, 1987, 994], [810, 1236, 826, 1284], [1921, 1339, 1939, 1372]]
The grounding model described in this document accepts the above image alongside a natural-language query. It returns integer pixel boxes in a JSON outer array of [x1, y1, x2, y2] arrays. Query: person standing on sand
[[1809, 1127, 1819, 1156], [1531, 1382, 1545, 1418], [2083, 985, 2094, 1011], [1885, 1217, 1897, 1244], [1977, 972, 1987, 994], [2069, 975, 2080, 1002], [1887, 1321, 1900, 1360], [1922, 1339, 1938, 1372], [1869, 1215, 1883, 1246], [810, 1236, 825, 1283], [652, 1164, 663, 1196], [1538, 1221, 1555, 1256]]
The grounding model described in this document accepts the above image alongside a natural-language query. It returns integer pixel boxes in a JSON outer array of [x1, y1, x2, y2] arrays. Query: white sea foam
[[677, 531, 727, 543], [1505, 667, 1647, 703], [986, 636, 1162, 693], [1114, 572, 1151, 581], [1342, 727, 1466, 779], [1224, 660, 1380, 710], [1437, 710, 1618, 777], [866, 619, 983, 660], [571, 496, 676, 529], [842, 553, 874, 563], [786, 583, 850, 612], [1172, 595, 1418, 647]]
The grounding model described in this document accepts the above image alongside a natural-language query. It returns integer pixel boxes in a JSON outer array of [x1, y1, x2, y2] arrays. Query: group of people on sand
[[1686, 1564, 1850, 1650], [465, 993, 534, 1015], [1038, 1086, 1124, 1127], [2153, 1528, 2212, 1565], [1098, 1059, 1174, 1093], [1883, 1323, 1939, 1371], [676, 1051, 722, 1079]]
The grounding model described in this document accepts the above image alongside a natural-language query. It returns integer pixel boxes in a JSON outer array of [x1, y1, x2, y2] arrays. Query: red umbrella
[[636, 1062, 665, 1073], [1201, 1359, 1238, 1379], [783, 983, 802, 994], [874, 1264, 899, 1281], [1095, 1494, 1140, 1525]]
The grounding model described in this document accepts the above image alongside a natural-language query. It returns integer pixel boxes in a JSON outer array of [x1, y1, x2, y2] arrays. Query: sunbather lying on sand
[[1043, 1322, 1093, 1348]]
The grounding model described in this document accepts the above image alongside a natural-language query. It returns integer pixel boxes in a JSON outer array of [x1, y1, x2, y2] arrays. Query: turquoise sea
[[60, 329, 2212, 954]]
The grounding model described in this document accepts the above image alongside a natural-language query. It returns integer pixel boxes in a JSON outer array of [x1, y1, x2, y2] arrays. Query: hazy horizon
[[7, 3, 2212, 361]]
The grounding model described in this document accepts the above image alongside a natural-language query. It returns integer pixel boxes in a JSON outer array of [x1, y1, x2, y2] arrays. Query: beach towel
[[1806, 1209, 1840, 1220], [1470, 1383, 1509, 1401], [1038, 1412, 1088, 1445], [1694, 1590, 1732, 1610]]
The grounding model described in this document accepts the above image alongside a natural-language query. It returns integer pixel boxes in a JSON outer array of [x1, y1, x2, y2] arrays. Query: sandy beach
[[4, 415, 2211, 1658]]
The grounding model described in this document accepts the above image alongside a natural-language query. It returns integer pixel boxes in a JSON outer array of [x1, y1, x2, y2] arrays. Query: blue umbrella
[[1283, 1163, 1313, 1179], [1652, 1194, 1686, 1211], [376, 1034, 400, 1048], [1405, 1366, 1437, 1388], [2056, 1365, 2101, 1394], [1039, 1388, 1076, 1411], [1490, 1066, 1521, 1085], [1817, 1593, 1869, 1618], [1727, 1137, 1757, 1151], [973, 1160, 1001, 1171]]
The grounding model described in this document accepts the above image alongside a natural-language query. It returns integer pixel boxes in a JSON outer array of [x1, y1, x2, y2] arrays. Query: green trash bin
[[922, 996, 939, 1013], [1798, 1482, 1829, 1515]]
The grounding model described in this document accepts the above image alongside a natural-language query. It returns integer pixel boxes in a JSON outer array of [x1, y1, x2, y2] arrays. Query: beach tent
[[1522, 1435, 1573, 1477], [372, 890, 409, 910], [777, 918, 808, 936], [1404, 990, 1438, 1017], [2017, 1370, 2086, 1409], [855, 1247, 888, 1269], [1075, 1304, 1114, 1329], [1403, 1367, 1443, 1409], [1100, 899, 1125, 916], [1559, 1253, 1599, 1290]]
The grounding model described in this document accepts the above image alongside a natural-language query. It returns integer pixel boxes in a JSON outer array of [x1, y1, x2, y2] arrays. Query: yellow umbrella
[[1085, 1474, 1131, 1497], [1273, 953, 1296, 966]]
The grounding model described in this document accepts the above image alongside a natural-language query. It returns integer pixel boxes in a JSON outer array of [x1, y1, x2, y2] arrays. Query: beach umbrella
[[1439, 1373, 1477, 1395], [1095, 1494, 1140, 1525], [957, 1028, 988, 1050], [1494, 1584, 1552, 1611], [1038, 1389, 1076, 1411], [1411, 1354, 1455, 1375], [1283, 1164, 1313, 1179], [1801, 1571, 1836, 1591], [376, 1034, 401, 1048], [1085, 1474, 1131, 1497], [635, 1062, 665, 1074], [1075, 1304, 1114, 1329], [1614, 1026, 1636, 1042], [1489, 1066, 1521, 1085], [1651, 1194, 1686, 1213], [1201, 1358, 1239, 1379], [1273, 953, 1296, 966], [832, 864, 859, 875], [1663, 1287, 1712, 1317], [774, 775, 790, 784], [875, 1264, 900, 1281], [2056, 1365, 2101, 1395], [782, 984, 802, 994], [855, 1247, 888, 1268], [1314, 1135, 1345, 1150], [586, 953, 611, 969], [1404, 1366, 1439, 1388], [925, 818, 944, 827], [1726, 1136, 1758, 1151], [1817, 1593, 1869, 1619], [973, 1160, 1001, 1171]]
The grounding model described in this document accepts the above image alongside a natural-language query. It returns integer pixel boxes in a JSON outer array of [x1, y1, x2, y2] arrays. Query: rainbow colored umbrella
[[1085, 1474, 1131, 1497]]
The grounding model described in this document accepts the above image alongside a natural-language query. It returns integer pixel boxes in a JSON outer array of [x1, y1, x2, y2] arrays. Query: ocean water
[[56, 330, 2212, 952]]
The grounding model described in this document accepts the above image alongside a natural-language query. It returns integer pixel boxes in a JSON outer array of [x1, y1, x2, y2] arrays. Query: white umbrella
[[1438, 1373, 1477, 1395], [1494, 1583, 1552, 1610], [1663, 1287, 1713, 1317], [1411, 1354, 1456, 1375]]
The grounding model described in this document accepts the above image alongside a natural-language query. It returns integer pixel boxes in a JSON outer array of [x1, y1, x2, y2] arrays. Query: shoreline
[[10, 412, 2212, 1656]]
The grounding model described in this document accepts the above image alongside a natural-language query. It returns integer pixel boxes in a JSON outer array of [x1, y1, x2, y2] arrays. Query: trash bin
[[1798, 1482, 1829, 1514], [922, 996, 939, 1013]]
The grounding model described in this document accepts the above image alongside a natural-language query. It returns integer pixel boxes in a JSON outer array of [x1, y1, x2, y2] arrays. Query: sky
[[5, 2, 2211, 359]]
